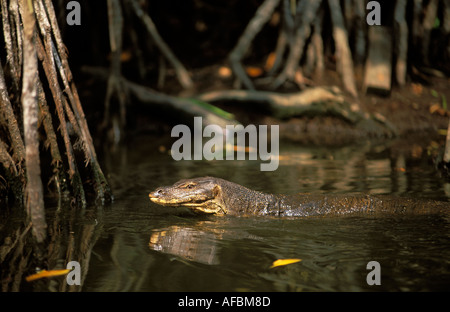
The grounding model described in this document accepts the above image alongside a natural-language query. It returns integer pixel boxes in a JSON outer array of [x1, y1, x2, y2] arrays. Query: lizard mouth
[[149, 194, 225, 214]]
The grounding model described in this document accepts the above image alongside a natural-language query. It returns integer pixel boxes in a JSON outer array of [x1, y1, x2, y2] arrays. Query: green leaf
[[187, 98, 235, 120], [434, 17, 440, 29], [431, 89, 439, 97]]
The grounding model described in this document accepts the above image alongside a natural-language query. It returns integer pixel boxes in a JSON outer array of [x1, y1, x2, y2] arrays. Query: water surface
[[3, 135, 449, 292], [79, 136, 450, 291]]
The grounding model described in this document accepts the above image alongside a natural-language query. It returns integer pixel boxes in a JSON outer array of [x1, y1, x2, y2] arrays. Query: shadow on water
[[1, 134, 450, 291]]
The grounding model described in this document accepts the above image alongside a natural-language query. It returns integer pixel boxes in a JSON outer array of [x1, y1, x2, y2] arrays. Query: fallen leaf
[[411, 144, 423, 158], [429, 103, 441, 114], [158, 145, 166, 153], [270, 258, 302, 268], [245, 66, 263, 77], [429, 141, 440, 149], [411, 83, 423, 95], [264, 52, 276, 71], [218, 66, 232, 78], [25, 269, 71, 282], [120, 50, 132, 62]]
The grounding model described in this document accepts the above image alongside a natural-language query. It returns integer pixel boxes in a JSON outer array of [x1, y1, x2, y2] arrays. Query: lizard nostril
[[150, 189, 164, 198]]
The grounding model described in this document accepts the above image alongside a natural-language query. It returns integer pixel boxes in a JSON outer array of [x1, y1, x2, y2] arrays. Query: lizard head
[[149, 177, 227, 215]]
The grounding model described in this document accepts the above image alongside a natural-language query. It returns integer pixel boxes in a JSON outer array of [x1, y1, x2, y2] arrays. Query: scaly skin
[[149, 176, 450, 217]]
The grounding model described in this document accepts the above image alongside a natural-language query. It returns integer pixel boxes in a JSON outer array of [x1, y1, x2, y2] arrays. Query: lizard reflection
[[149, 221, 262, 265]]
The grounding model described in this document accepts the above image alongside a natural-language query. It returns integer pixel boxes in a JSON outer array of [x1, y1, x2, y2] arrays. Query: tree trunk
[[412, 0, 423, 52], [422, 0, 438, 64], [444, 120, 450, 163], [310, 8, 324, 79], [353, 0, 366, 66], [21, 0, 47, 243], [327, 0, 358, 98], [394, 0, 408, 86]]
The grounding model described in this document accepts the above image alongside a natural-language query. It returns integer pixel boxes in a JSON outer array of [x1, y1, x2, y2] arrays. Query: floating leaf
[[25, 269, 71, 282], [270, 258, 302, 268]]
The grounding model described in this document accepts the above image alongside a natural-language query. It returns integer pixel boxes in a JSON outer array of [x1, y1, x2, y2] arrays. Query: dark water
[[79, 136, 450, 291], [3, 135, 450, 291]]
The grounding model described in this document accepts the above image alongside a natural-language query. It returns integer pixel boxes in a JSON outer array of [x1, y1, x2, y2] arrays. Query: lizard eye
[[186, 183, 196, 189]]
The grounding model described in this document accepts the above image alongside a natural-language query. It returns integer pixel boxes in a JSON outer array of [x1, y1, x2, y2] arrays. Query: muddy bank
[[150, 66, 450, 146]]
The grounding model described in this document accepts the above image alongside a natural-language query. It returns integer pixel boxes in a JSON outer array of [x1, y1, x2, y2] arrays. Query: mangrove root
[[198, 87, 397, 137], [0, 0, 113, 244]]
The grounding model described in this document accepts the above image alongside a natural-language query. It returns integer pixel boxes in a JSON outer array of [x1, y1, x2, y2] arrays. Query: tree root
[[126, 80, 239, 128], [271, 0, 321, 90], [85, 65, 396, 138], [199, 87, 360, 121], [198, 87, 397, 137], [229, 0, 281, 90], [394, 0, 408, 86], [228, 0, 361, 98], [128, 0, 193, 90], [86, 67, 397, 138], [102, 0, 127, 144], [0, 0, 113, 222]]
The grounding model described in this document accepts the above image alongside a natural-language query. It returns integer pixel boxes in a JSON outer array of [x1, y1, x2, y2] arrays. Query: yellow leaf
[[270, 258, 302, 268], [25, 269, 71, 282]]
